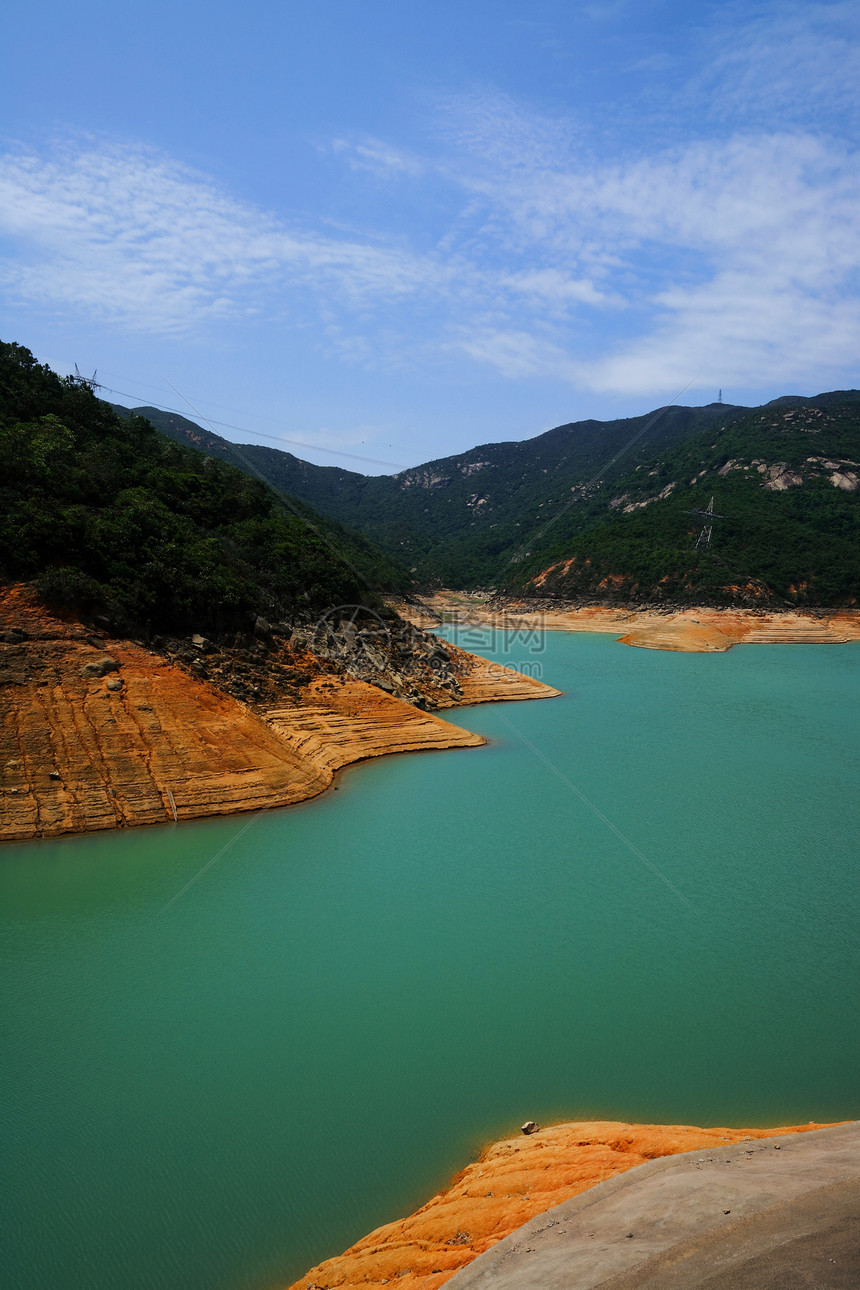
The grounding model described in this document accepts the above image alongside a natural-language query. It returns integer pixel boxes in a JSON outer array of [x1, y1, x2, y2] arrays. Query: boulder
[[106, 677, 124, 691], [80, 656, 119, 679], [253, 616, 272, 640], [521, 1121, 540, 1136], [191, 634, 214, 652]]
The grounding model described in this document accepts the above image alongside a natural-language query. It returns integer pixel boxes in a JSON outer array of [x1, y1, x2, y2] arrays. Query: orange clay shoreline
[[0, 585, 559, 843], [287, 1118, 838, 1290], [394, 593, 860, 653], [4, 585, 858, 843]]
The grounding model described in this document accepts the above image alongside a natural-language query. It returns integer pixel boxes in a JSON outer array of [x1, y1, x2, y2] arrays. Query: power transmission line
[[95, 381, 405, 470]]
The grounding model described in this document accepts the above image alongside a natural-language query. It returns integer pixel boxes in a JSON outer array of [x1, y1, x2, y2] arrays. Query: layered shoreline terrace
[[393, 592, 860, 654], [5, 582, 859, 843], [0, 586, 559, 844]]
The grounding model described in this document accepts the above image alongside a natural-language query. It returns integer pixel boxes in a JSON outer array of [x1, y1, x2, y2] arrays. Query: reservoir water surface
[[2, 631, 858, 1289]]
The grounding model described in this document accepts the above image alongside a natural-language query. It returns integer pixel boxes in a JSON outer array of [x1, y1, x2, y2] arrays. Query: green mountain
[[1, 342, 409, 636], [114, 388, 859, 608], [513, 397, 860, 606], [120, 400, 753, 585]]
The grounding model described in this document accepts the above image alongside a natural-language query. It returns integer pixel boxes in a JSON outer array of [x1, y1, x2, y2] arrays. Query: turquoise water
[[2, 632, 858, 1290]]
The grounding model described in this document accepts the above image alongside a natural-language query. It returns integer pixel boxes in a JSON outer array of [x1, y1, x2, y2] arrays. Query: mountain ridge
[[118, 389, 860, 605], [117, 400, 752, 585]]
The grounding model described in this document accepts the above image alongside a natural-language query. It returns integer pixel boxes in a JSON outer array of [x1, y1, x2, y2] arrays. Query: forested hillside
[[116, 387, 860, 603], [513, 398, 860, 606], [109, 385, 859, 608], [125, 401, 749, 585], [1, 343, 410, 636]]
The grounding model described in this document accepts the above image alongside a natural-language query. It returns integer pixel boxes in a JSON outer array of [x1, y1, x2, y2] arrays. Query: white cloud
[[693, 1, 860, 128], [426, 89, 860, 394], [585, 278, 860, 395], [0, 139, 447, 332], [332, 137, 425, 178], [2, 0, 859, 405], [456, 328, 579, 381], [501, 268, 616, 309]]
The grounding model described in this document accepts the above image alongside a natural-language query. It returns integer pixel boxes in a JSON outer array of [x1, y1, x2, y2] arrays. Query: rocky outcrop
[[714, 452, 860, 492], [286, 1119, 835, 1290], [0, 586, 559, 843]]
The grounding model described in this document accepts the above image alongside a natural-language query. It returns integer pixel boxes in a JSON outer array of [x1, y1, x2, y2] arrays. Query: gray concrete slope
[[448, 1121, 859, 1289]]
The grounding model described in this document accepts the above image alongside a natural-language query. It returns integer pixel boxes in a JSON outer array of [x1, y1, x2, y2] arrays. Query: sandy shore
[[286, 1118, 836, 1290], [394, 593, 860, 653], [0, 587, 558, 843]]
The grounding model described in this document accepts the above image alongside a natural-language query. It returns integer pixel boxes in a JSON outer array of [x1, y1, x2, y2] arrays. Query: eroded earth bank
[[0, 585, 558, 843], [395, 592, 860, 654]]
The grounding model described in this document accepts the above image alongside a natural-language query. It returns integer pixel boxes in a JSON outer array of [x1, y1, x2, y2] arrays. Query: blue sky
[[1, 1, 858, 471]]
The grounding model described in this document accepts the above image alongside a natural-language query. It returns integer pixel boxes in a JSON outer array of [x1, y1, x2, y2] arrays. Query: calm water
[[2, 632, 858, 1290]]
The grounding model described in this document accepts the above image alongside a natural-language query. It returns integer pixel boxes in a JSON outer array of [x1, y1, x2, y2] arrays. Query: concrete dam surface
[[448, 1121, 860, 1289]]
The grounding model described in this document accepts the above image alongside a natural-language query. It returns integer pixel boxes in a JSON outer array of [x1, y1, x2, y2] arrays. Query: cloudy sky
[[1, 1, 857, 470]]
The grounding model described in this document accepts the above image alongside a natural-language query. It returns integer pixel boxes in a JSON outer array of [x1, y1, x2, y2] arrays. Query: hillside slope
[[0, 341, 412, 644], [122, 401, 751, 585], [122, 391, 860, 605], [513, 397, 860, 607]]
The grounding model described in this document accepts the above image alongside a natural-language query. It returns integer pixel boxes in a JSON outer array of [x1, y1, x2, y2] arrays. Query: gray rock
[[1, 629, 27, 644], [254, 616, 272, 639], [80, 656, 119, 678], [521, 1121, 540, 1136], [191, 633, 213, 652], [288, 629, 310, 652], [106, 677, 124, 691]]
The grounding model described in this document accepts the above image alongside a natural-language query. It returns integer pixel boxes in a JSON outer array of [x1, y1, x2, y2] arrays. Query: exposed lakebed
[[2, 631, 858, 1289]]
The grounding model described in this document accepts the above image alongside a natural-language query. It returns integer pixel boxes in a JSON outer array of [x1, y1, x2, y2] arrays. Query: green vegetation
[[0, 342, 409, 634], [129, 402, 753, 586], [9, 340, 855, 615], [510, 401, 860, 605], [131, 394, 860, 605]]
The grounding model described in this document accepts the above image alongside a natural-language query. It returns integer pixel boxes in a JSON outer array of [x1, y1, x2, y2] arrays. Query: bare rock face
[[79, 655, 119, 678], [286, 1120, 832, 1290]]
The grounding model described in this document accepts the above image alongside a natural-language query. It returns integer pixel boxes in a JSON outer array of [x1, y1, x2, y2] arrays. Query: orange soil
[[0, 586, 558, 843], [287, 1118, 834, 1290], [401, 594, 860, 654]]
